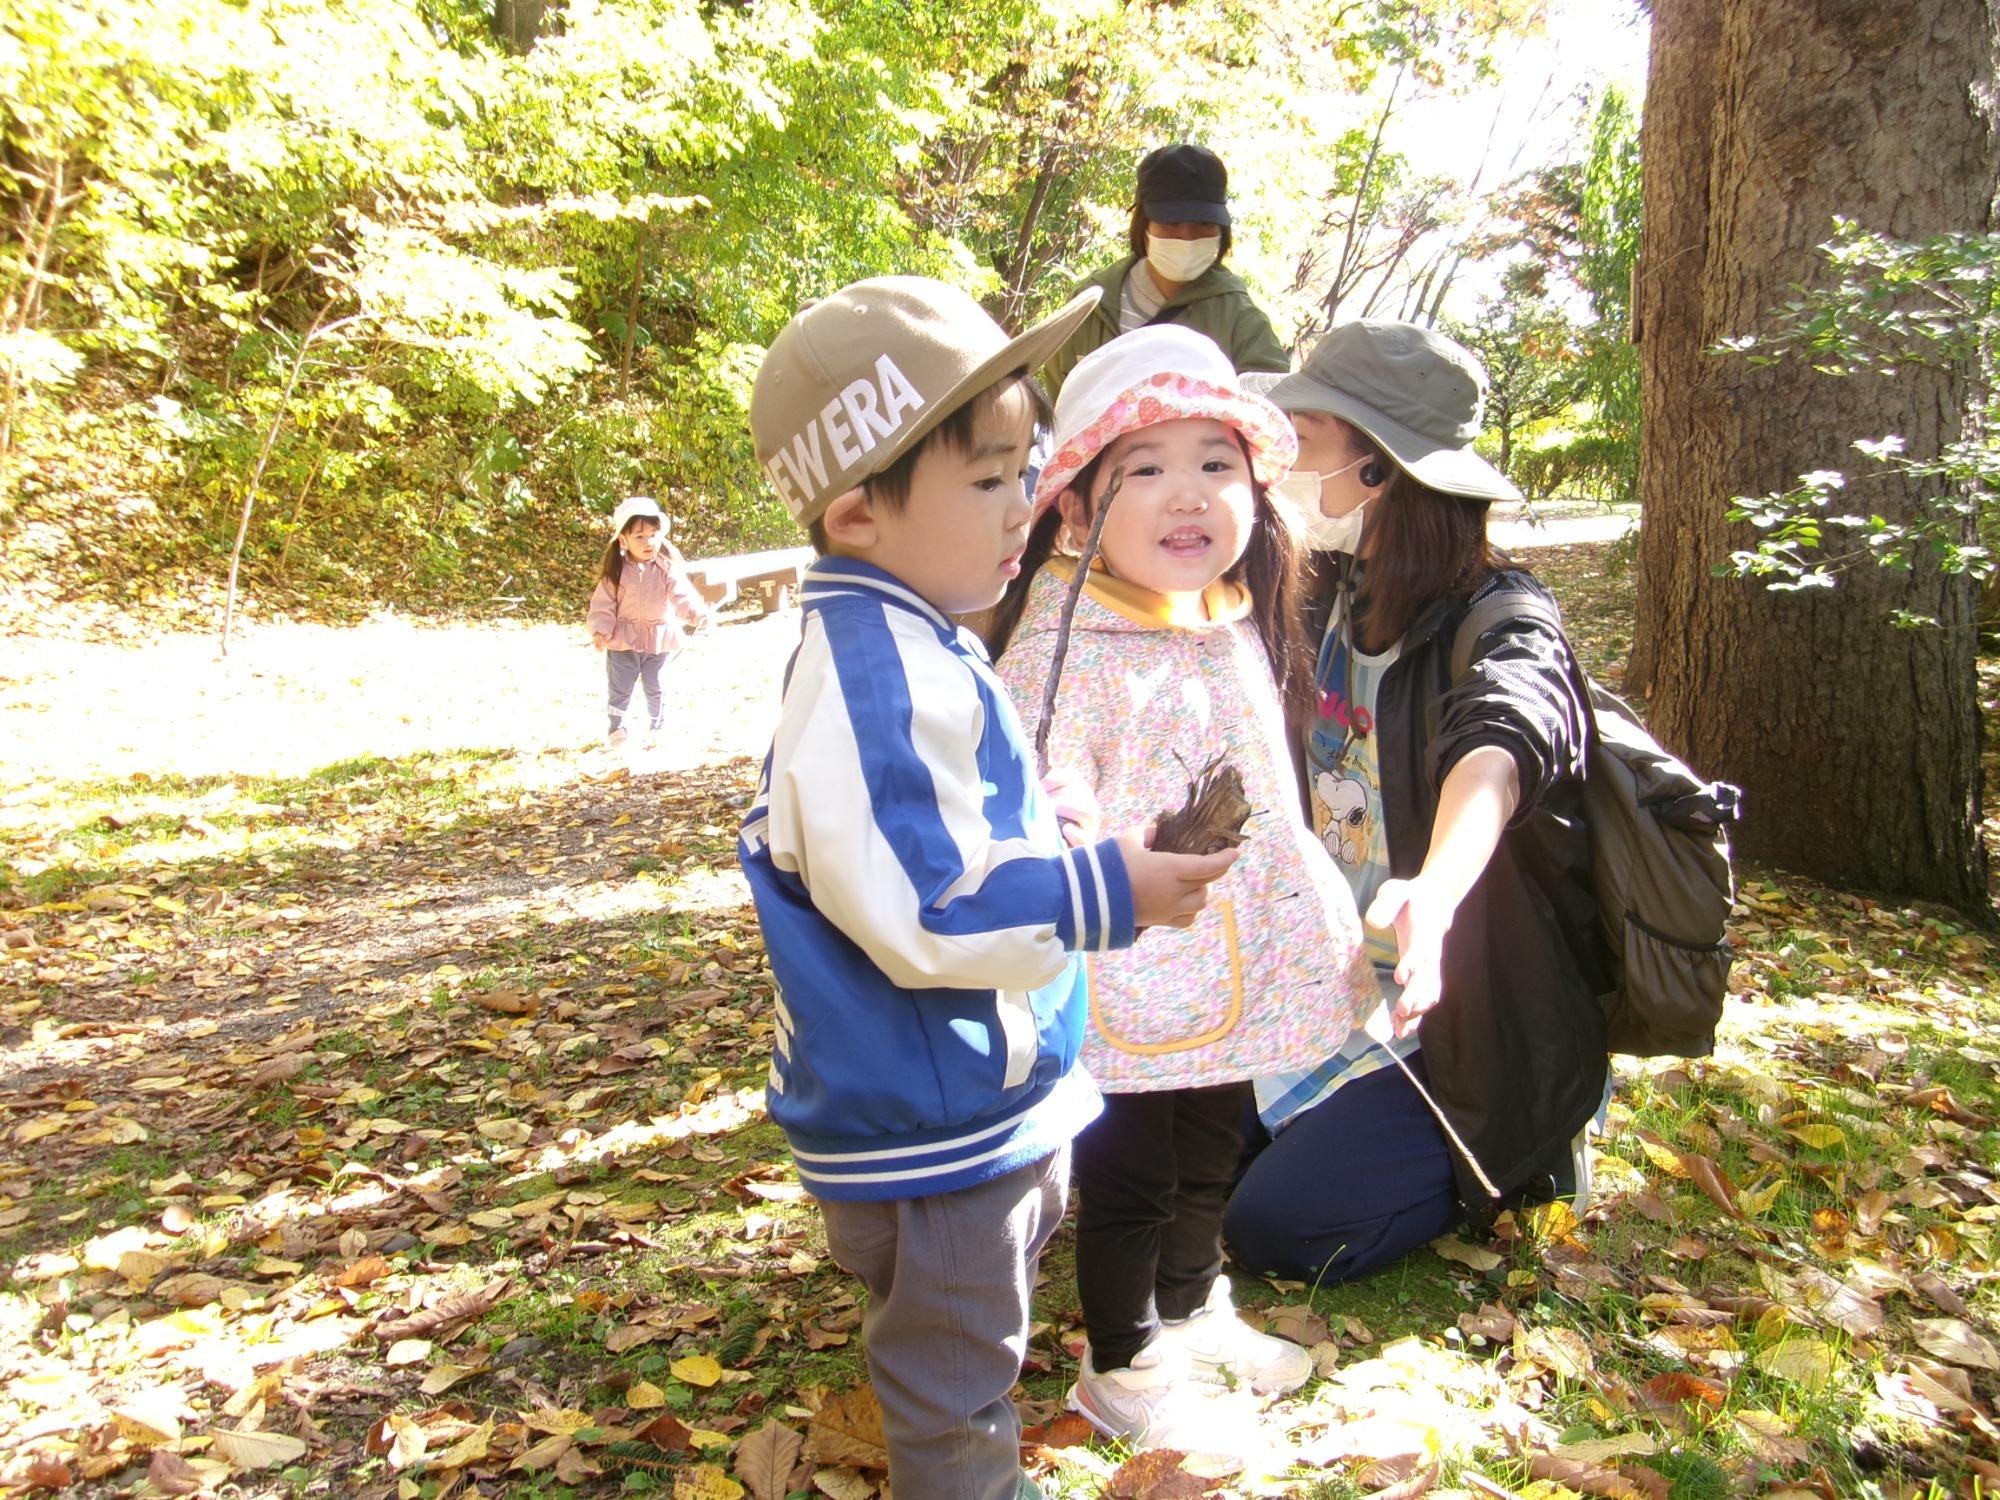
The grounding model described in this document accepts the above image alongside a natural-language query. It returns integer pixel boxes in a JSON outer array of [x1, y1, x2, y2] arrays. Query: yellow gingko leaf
[[673, 1464, 744, 1500], [613, 813, 634, 827], [15, 1116, 65, 1143], [1738, 1177, 1787, 1217], [1640, 1139, 1689, 1178], [434, 1419, 493, 1470], [689, 1428, 734, 1450], [1526, 1198, 1581, 1243], [627, 1380, 667, 1410], [1756, 1339, 1838, 1388], [1754, 1306, 1791, 1343], [1788, 1124, 1847, 1150], [152, 895, 187, 914], [671, 1354, 724, 1388]]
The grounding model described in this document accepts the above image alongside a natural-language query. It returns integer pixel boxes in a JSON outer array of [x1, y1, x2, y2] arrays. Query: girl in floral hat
[[587, 497, 710, 748], [985, 325, 1375, 1454]]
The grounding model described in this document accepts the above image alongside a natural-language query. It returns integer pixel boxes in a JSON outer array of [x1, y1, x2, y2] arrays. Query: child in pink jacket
[[587, 496, 710, 747], [988, 327, 1374, 1455]]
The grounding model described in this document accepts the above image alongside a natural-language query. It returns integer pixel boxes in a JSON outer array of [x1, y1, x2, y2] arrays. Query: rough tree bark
[[492, 0, 555, 55], [1631, 0, 1998, 915]]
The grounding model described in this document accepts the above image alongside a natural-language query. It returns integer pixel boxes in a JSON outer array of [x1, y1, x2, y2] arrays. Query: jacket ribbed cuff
[[1053, 838, 1135, 953]]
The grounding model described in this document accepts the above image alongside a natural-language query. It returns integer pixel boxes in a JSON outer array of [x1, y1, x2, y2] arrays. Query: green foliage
[[0, 0, 1547, 622], [1481, 84, 1642, 502], [1721, 222, 2000, 605], [1574, 84, 1642, 493], [1444, 268, 1584, 476]]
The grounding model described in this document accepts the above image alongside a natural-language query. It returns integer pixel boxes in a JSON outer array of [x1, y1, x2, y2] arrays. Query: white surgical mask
[[1269, 455, 1372, 552], [1146, 232, 1220, 283]]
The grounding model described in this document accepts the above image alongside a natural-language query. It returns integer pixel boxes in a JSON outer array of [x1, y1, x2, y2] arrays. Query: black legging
[[1072, 1082, 1252, 1370]]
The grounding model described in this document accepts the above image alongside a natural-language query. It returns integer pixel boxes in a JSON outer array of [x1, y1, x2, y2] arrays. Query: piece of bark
[[1150, 756, 1253, 856]]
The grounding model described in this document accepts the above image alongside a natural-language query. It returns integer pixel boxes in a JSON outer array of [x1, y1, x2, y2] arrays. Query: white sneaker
[[1066, 1340, 1260, 1452], [607, 727, 628, 748], [1158, 1276, 1312, 1396], [1570, 1124, 1594, 1212]]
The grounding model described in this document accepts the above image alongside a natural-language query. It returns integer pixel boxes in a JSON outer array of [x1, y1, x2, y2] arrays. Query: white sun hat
[[1033, 325, 1297, 518]]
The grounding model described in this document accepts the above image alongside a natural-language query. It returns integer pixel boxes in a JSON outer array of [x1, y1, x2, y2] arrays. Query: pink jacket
[[995, 562, 1375, 1093], [587, 556, 707, 655]]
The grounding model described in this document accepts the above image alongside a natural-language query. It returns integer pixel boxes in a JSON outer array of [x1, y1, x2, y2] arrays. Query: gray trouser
[[818, 1149, 1067, 1500], [605, 649, 667, 733]]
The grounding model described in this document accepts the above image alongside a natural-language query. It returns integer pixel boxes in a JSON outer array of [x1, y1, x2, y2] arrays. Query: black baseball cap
[[1136, 144, 1230, 227]]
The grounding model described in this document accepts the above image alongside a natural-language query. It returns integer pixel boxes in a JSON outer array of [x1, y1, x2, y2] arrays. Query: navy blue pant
[[1223, 1052, 1461, 1286]]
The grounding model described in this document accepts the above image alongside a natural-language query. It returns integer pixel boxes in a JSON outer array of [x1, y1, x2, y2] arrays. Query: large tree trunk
[[492, 0, 552, 54], [1632, 0, 1998, 916]]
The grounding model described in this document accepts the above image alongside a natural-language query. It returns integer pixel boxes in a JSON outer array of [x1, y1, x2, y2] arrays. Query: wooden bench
[[681, 547, 813, 615]]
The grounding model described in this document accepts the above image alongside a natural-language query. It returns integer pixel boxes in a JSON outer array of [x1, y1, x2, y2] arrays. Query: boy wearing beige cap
[[739, 277, 1237, 1500]]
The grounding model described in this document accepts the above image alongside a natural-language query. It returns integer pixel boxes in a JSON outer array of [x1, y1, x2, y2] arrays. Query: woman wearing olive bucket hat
[[1222, 319, 1613, 1284]]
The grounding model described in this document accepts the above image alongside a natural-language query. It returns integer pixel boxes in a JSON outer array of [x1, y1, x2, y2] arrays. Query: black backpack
[[1451, 591, 1743, 1058]]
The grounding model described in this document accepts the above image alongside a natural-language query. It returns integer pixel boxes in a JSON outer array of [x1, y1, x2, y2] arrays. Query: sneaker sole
[[1066, 1379, 1266, 1454], [1179, 1354, 1312, 1397], [1063, 1382, 1133, 1443]]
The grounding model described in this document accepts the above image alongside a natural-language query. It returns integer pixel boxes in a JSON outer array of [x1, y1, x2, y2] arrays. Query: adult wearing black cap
[[1042, 144, 1288, 393]]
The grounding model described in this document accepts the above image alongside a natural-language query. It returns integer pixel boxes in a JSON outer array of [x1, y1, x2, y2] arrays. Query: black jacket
[[1307, 561, 1611, 1210]]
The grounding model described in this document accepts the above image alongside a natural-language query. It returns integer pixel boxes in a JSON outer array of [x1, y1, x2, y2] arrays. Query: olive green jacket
[[1041, 257, 1290, 394]]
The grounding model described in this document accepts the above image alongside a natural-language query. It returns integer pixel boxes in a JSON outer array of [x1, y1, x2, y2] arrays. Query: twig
[[1372, 1036, 1504, 1199], [220, 305, 366, 656], [1034, 465, 1125, 777]]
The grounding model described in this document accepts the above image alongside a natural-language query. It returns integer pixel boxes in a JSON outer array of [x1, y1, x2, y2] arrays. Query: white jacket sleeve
[[763, 611, 1132, 992]]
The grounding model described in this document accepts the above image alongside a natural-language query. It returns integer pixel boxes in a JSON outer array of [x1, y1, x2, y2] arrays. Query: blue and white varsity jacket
[[739, 558, 1136, 1201]]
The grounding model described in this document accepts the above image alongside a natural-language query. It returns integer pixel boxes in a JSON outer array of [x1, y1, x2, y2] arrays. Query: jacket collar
[[1085, 257, 1252, 334], [801, 556, 957, 638], [1047, 555, 1252, 630]]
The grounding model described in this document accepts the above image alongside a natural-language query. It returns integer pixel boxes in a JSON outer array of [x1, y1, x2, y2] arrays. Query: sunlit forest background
[[0, 0, 1642, 626]]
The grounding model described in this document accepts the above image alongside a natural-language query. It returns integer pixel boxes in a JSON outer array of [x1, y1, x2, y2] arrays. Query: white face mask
[[1269, 456, 1371, 552], [1146, 232, 1220, 283]]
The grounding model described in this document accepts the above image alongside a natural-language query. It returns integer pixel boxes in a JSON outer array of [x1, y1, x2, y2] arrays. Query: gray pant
[[605, 649, 667, 734], [819, 1150, 1067, 1500]]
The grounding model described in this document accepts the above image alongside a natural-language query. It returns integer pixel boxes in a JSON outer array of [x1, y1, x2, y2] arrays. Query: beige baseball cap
[[750, 276, 1100, 526]]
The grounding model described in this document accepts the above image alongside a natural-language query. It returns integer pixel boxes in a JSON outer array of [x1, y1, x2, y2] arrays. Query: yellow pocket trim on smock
[[1088, 899, 1244, 1055]]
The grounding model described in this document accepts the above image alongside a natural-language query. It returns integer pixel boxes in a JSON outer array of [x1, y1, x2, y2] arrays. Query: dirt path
[[0, 611, 796, 789]]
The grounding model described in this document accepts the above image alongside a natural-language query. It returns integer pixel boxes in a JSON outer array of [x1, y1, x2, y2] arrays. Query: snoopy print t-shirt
[[1307, 618, 1400, 971]]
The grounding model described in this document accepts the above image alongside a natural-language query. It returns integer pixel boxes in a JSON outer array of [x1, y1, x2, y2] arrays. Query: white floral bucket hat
[[610, 496, 669, 535], [1032, 325, 1297, 519]]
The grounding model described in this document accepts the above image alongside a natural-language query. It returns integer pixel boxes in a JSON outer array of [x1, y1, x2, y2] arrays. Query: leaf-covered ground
[[3, 542, 1998, 1500]]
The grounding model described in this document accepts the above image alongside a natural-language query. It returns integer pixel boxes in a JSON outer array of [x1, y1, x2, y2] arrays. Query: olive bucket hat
[[1270, 319, 1521, 503]]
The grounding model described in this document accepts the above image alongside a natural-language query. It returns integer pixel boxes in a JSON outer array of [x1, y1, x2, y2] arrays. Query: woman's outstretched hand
[[1365, 743, 1523, 1038], [1365, 875, 1453, 1036]]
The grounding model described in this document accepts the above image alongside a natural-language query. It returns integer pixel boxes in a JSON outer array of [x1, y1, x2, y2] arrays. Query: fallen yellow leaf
[[672, 1464, 743, 1500], [672, 1354, 724, 1388]]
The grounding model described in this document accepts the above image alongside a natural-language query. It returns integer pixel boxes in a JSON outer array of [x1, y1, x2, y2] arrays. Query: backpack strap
[[1448, 588, 1566, 682], [1428, 587, 1576, 749]]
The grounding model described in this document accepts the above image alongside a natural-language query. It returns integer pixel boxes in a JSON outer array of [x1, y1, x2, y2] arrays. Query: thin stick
[[1034, 465, 1125, 777], [1373, 1038, 1504, 1199]]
